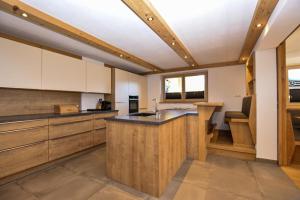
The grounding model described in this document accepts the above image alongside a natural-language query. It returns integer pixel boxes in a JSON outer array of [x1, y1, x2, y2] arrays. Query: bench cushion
[[225, 111, 248, 119]]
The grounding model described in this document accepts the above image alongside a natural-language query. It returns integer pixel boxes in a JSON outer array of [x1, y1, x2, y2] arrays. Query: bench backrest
[[242, 96, 252, 117]]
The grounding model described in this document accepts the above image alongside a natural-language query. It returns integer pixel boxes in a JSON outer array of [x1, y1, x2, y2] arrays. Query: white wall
[[81, 93, 104, 110], [255, 49, 278, 161], [147, 65, 246, 129]]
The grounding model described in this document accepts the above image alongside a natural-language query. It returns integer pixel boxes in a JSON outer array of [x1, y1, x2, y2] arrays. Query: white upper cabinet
[[0, 37, 42, 89], [128, 72, 140, 96], [86, 61, 111, 93], [115, 68, 129, 103], [42, 50, 86, 92]]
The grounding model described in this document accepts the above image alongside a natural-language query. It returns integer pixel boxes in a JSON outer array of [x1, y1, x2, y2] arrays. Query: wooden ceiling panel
[[122, 0, 198, 66], [239, 0, 279, 61]]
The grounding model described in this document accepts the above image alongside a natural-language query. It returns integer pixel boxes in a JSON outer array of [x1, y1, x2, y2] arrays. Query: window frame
[[161, 71, 208, 103]]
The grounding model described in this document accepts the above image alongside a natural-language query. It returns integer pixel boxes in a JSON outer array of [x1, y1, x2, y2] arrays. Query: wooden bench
[[287, 110, 300, 164], [225, 96, 256, 148]]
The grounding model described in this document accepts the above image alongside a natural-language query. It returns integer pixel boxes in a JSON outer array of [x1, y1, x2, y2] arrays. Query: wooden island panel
[[106, 116, 187, 197]]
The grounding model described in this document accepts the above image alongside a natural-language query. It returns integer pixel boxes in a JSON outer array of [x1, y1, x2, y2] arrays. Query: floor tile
[[17, 166, 77, 196], [88, 185, 144, 200], [147, 180, 181, 200], [0, 183, 38, 200], [40, 175, 105, 200], [173, 182, 206, 200]]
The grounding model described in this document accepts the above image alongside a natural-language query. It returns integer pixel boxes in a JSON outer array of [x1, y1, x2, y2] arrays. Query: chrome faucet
[[152, 98, 158, 113]]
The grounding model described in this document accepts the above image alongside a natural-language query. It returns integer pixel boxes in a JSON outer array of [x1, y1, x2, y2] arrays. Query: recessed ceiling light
[[119, 54, 123, 58], [184, 55, 188, 59], [242, 57, 247, 61], [22, 12, 28, 18], [147, 17, 153, 21], [171, 41, 175, 46], [256, 23, 262, 28], [192, 64, 195, 67]]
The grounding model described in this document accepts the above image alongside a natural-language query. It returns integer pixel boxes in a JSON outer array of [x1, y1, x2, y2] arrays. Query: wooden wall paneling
[[277, 42, 288, 165], [122, 0, 197, 66], [0, 0, 162, 72], [0, 88, 81, 116], [239, 0, 279, 61], [249, 95, 256, 143]]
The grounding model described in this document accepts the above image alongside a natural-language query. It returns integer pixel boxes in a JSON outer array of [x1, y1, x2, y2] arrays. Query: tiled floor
[[0, 146, 300, 200]]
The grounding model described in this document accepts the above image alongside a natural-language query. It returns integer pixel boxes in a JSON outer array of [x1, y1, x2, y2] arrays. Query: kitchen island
[[106, 110, 196, 197]]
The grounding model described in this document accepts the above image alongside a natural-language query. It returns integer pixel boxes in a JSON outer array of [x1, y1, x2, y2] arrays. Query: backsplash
[[0, 88, 81, 116], [81, 93, 104, 110]]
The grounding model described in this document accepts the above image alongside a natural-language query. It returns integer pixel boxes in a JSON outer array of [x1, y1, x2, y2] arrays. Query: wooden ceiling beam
[[122, 0, 198, 66], [142, 60, 245, 75], [0, 0, 163, 72], [239, 0, 279, 62]]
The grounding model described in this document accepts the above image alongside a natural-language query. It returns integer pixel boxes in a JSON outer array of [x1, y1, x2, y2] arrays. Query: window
[[162, 72, 208, 102], [288, 67, 300, 102]]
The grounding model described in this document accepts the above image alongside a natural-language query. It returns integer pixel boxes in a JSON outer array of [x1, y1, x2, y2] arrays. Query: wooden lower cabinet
[[94, 128, 106, 145], [49, 131, 93, 161], [0, 126, 48, 150], [49, 120, 93, 139], [0, 141, 48, 178], [186, 115, 199, 159], [94, 119, 106, 129]]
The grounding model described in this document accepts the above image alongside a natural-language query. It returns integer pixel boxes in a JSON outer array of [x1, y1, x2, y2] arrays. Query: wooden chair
[[225, 96, 256, 148], [287, 111, 300, 165]]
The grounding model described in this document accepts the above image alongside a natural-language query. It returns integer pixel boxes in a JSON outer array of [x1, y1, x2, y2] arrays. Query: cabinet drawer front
[[49, 115, 93, 125], [0, 126, 48, 150], [0, 119, 48, 132], [94, 119, 106, 129], [0, 141, 48, 178], [94, 129, 106, 145], [94, 112, 117, 119], [49, 120, 92, 139], [49, 132, 93, 161]]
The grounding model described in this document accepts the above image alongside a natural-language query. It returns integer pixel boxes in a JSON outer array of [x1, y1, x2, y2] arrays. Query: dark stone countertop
[[106, 109, 198, 125], [0, 110, 118, 123]]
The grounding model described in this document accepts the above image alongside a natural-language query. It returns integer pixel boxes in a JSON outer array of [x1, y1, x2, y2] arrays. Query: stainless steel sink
[[130, 112, 156, 117]]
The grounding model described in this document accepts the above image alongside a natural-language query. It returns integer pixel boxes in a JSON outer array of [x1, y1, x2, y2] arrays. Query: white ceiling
[[149, 0, 258, 64], [0, 0, 259, 72]]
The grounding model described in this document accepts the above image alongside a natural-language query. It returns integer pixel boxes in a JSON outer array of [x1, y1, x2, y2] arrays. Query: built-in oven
[[129, 96, 139, 113]]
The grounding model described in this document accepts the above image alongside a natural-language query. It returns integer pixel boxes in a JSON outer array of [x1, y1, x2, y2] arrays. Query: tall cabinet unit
[[86, 60, 111, 93], [0, 37, 42, 89], [115, 68, 129, 115], [114, 68, 148, 115]]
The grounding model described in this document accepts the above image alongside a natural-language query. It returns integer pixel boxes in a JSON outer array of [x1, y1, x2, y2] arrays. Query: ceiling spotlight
[[256, 23, 262, 28], [192, 64, 195, 67], [171, 41, 175, 46], [184, 55, 188, 59], [147, 16, 153, 21], [22, 12, 28, 18], [119, 54, 123, 58], [242, 57, 247, 61]]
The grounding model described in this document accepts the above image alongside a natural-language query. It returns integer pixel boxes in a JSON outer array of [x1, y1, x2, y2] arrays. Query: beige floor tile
[[173, 160, 192, 182], [147, 180, 182, 200], [88, 185, 144, 200], [0, 183, 38, 200], [180, 161, 212, 189], [40, 175, 105, 200], [173, 182, 206, 200], [18, 166, 77, 196], [208, 168, 263, 200]]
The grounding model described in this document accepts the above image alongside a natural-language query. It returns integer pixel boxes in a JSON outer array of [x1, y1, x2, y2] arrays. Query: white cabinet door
[[0, 37, 42, 89], [86, 61, 111, 93], [139, 76, 148, 109], [42, 50, 86, 92], [115, 102, 129, 116], [115, 68, 129, 103], [128, 72, 139, 96]]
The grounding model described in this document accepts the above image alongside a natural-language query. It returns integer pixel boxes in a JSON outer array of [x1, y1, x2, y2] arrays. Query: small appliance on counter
[[86, 100, 112, 111]]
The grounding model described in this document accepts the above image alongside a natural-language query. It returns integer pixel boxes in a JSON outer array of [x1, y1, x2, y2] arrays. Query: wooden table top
[[193, 102, 224, 107]]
